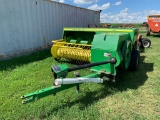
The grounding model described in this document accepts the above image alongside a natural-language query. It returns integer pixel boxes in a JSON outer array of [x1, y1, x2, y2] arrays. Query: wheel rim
[[143, 41, 150, 48]]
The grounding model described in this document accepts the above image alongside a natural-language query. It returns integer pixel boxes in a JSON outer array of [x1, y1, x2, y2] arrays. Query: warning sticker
[[104, 53, 111, 57]]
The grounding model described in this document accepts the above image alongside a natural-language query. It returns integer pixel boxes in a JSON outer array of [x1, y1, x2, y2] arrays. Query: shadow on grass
[[148, 34, 160, 38], [152, 35, 160, 38], [45, 55, 154, 117], [111, 55, 154, 90], [0, 49, 52, 71]]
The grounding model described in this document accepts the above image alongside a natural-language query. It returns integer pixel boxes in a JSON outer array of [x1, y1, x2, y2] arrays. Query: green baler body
[[21, 28, 139, 104], [91, 33, 127, 74], [61, 28, 139, 74]]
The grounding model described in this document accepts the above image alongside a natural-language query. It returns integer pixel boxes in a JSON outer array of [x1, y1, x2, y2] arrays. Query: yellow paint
[[51, 41, 91, 62], [64, 28, 133, 32]]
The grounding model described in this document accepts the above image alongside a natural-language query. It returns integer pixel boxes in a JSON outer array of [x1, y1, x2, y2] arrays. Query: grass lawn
[[0, 33, 160, 120]]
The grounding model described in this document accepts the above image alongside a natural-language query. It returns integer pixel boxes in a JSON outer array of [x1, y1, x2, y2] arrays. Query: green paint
[[22, 27, 140, 104]]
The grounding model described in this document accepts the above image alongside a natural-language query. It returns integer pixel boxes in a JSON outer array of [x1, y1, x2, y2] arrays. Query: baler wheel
[[141, 38, 151, 48], [129, 49, 140, 71]]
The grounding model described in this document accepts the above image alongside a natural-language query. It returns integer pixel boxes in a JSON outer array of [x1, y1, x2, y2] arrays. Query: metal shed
[[0, 0, 100, 59]]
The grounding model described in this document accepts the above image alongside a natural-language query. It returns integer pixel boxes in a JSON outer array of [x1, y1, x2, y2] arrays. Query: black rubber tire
[[142, 38, 151, 48], [146, 29, 150, 36], [129, 49, 140, 71]]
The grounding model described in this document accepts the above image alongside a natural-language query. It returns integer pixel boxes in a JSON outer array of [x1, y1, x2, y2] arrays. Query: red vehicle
[[146, 15, 160, 36]]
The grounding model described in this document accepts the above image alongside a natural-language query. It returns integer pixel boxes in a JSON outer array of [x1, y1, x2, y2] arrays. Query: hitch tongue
[[21, 84, 80, 104], [21, 86, 61, 104]]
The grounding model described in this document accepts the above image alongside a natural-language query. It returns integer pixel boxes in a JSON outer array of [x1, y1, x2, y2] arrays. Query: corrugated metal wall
[[0, 0, 100, 59]]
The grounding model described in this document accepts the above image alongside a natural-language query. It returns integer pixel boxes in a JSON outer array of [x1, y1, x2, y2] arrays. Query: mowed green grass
[[0, 33, 160, 120]]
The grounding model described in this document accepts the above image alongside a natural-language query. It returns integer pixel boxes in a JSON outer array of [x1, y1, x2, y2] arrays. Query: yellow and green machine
[[21, 27, 140, 104]]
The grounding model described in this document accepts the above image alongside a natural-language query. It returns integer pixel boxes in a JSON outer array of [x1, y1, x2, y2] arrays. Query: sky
[[53, 0, 160, 23]]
